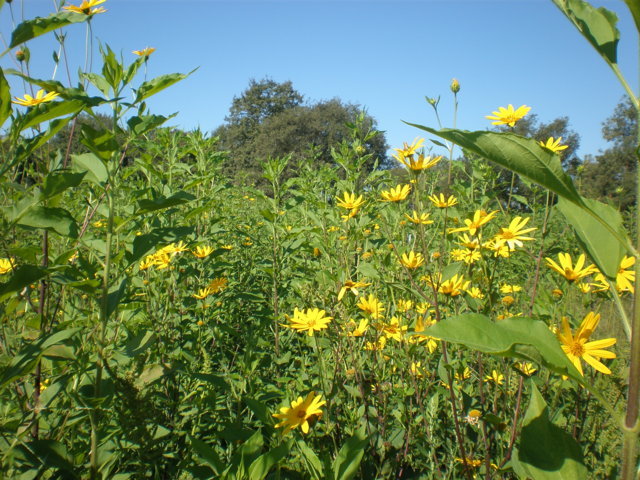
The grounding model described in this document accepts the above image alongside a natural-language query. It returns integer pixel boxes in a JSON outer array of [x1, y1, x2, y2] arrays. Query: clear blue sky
[[2, 0, 638, 158]]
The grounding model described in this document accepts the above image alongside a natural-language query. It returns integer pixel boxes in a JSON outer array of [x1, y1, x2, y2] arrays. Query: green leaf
[[41, 171, 86, 200], [134, 70, 195, 103], [107, 278, 127, 319], [552, 0, 619, 65], [189, 436, 223, 475], [19, 440, 76, 472], [247, 441, 292, 480], [71, 152, 109, 186], [557, 196, 627, 279], [134, 364, 166, 389], [0, 328, 79, 391], [17, 206, 78, 238], [0, 265, 47, 302], [10, 12, 86, 48], [404, 126, 583, 206], [127, 113, 176, 136], [80, 124, 119, 161], [135, 191, 196, 215], [128, 227, 194, 265], [623, 0, 640, 36], [426, 314, 583, 382], [18, 99, 84, 131], [332, 427, 369, 480], [297, 438, 324, 480], [511, 383, 587, 479], [0, 67, 11, 128]]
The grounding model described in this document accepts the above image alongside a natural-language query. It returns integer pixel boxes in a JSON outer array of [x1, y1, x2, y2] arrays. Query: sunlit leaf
[[134, 69, 196, 103], [10, 12, 86, 48], [0, 67, 11, 128], [333, 427, 369, 480], [16, 206, 78, 238]]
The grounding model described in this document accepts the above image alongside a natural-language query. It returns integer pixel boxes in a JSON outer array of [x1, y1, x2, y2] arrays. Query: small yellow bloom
[[12, 89, 60, 107], [380, 184, 411, 202], [545, 253, 597, 283], [400, 251, 425, 269], [133, 47, 156, 57], [484, 370, 504, 385], [207, 277, 228, 294], [448, 210, 498, 236], [539, 136, 568, 153], [557, 312, 616, 375], [192, 288, 211, 300], [273, 392, 325, 434], [501, 295, 515, 307], [338, 279, 371, 301], [428, 193, 458, 208], [486, 104, 531, 127], [466, 287, 484, 299], [336, 192, 365, 210], [62, 0, 106, 15], [492, 216, 536, 250], [405, 211, 433, 225], [380, 316, 408, 342], [344, 318, 369, 337], [514, 362, 537, 376], [396, 299, 413, 313], [500, 284, 522, 294], [284, 308, 332, 336], [392, 138, 425, 160], [357, 294, 384, 319], [0, 258, 14, 275], [192, 245, 214, 258], [450, 248, 480, 264]]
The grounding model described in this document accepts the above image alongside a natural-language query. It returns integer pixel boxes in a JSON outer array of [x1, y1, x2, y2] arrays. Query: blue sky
[[2, 0, 638, 158]]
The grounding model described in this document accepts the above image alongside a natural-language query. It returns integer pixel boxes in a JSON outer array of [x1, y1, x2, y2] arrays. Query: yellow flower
[[380, 316, 408, 342], [485, 104, 531, 127], [395, 152, 442, 172], [428, 193, 458, 208], [424, 273, 470, 297], [557, 312, 616, 375], [336, 192, 365, 210], [344, 318, 369, 337], [448, 210, 498, 236], [545, 253, 597, 283], [158, 241, 188, 256], [192, 245, 214, 258], [501, 295, 515, 307], [192, 288, 211, 300], [464, 409, 481, 425], [396, 299, 413, 313], [364, 336, 386, 351], [380, 184, 411, 202], [615, 255, 635, 293], [450, 248, 480, 264], [0, 258, 14, 275], [457, 233, 481, 249], [62, 0, 106, 15], [500, 284, 522, 294], [207, 277, 228, 294], [338, 279, 370, 301], [12, 89, 60, 107], [405, 211, 433, 225], [221, 244, 233, 250], [455, 367, 471, 381], [357, 294, 384, 319], [466, 286, 484, 299], [273, 391, 326, 434], [133, 46, 156, 57], [492, 217, 536, 250], [410, 361, 425, 378], [484, 370, 504, 385], [514, 362, 537, 376], [392, 137, 425, 161], [539, 136, 568, 153], [400, 251, 425, 269], [284, 308, 332, 336]]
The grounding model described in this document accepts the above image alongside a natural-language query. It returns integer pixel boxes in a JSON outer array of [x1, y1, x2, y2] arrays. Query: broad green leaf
[[0, 328, 79, 390], [134, 364, 166, 389], [82, 72, 111, 97], [106, 278, 127, 319], [19, 440, 76, 472], [189, 436, 223, 475], [511, 383, 587, 479], [425, 314, 583, 382], [0, 265, 47, 302], [71, 152, 109, 186], [128, 226, 194, 265], [557, 196, 627, 278], [6, 70, 107, 107], [0, 67, 10, 128], [333, 427, 369, 480], [296, 438, 324, 480], [127, 113, 176, 136], [41, 171, 86, 200], [17, 206, 78, 238], [80, 124, 119, 161], [135, 191, 196, 215], [134, 69, 195, 103], [10, 12, 86, 48], [18, 99, 84, 132], [623, 0, 640, 36], [404, 126, 583, 206], [552, 0, 619, 65], [247, 441, 292, 480]]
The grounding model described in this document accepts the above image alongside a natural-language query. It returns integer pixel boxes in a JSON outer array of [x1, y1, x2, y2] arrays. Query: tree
[[214, 78, 389, 185], [578, 97, 637, 210]]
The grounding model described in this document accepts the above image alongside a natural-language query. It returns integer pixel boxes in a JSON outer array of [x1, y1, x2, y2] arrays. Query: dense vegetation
[[1, 1, 640, 479]]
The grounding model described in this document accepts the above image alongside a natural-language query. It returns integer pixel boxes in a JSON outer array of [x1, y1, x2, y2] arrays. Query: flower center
[[564, 268, 578, 281], [297, 409, 307, 419], [500, 230, 516, 239], [568, 341, 585, 357]]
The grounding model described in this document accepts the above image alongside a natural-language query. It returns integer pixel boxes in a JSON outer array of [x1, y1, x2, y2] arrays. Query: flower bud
[[450, 78, 460, 93]]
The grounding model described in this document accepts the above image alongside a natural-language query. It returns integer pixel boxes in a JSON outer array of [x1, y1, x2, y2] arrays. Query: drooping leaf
[[557, 196, 628, 279], [296, 438, 324, 480], [511, 383, 587, 479], [0, 265, 47, 302], [16, 206, 78, 238], [247, 441, 292, 480], [127, 113, 176, 136], [333, 427, 369, 480], [41, 171, 86, 200], [0, 67, 11, 128], [18, 98, 84, 131], [552, 0, 619, 65], [71, 152, 109, 186], [406, 126, 583, 206], [135, 191, 196, 215], [10, 12, 86, 48], [0, 328, 80, 390], [189, 436, 223, 475], [425, 314, 583, 382], [134, 70, 195, 103]]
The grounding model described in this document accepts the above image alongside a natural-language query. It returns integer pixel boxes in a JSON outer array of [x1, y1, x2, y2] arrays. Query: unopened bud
[[615, 186, 624, 194], [450, 78, 460, 93], [15, 48, 28, 62]]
